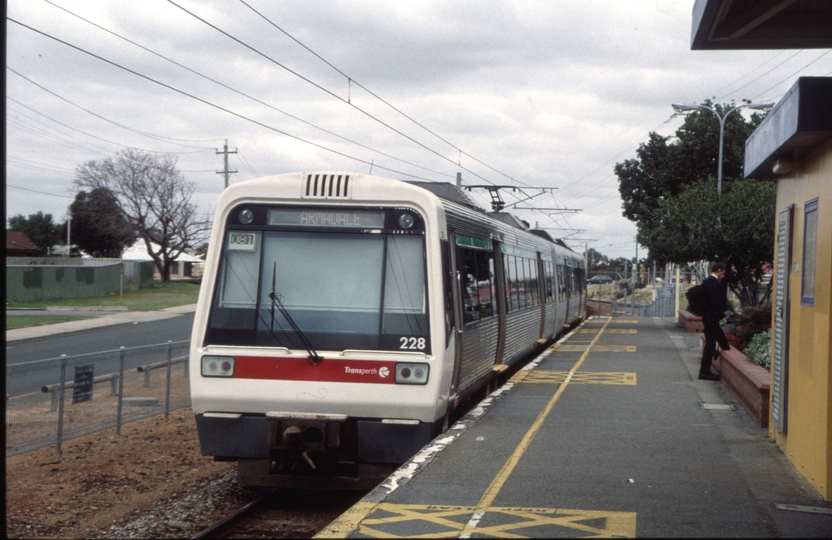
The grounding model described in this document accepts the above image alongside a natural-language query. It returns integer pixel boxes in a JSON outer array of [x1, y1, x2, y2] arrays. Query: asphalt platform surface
[[8, 309, 831, 537], [317, 316, 832, 538]]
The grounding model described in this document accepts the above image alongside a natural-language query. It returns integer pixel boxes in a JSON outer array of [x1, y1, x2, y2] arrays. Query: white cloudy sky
[[6, 0, 832, 260]]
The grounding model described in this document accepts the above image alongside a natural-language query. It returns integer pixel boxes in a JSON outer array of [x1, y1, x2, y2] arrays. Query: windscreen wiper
[[269, 263, 323, 364]]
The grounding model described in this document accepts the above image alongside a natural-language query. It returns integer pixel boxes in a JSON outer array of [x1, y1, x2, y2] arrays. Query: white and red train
[[189, 172, 586, 489]]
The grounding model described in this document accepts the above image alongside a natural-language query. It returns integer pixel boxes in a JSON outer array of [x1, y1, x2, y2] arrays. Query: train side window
[[545, 262, 555, 302], [558, 264, 567, 296], [459, 247, 495, 324], [504, 255, 511, 312], [526, 258, 539, 307]]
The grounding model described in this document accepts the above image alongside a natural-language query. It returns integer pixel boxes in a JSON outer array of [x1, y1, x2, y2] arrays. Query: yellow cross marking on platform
[[610, 319, 638, 324], [557, 344, 636, 353], [523, 371, 637, 385], [578, 329, 637, 334], [355, 503, 636, 538]]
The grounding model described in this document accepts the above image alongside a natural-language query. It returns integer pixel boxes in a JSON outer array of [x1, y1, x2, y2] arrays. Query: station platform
[[317, 316, 832, 538]]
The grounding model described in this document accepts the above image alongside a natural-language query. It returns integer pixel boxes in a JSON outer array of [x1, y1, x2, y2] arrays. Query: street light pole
[[671, 101, 774, 196]]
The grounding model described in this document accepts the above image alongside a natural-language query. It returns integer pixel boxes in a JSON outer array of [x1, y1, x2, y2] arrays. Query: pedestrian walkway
[[317, 316, 832, 538], [5, 304, 197, 342]]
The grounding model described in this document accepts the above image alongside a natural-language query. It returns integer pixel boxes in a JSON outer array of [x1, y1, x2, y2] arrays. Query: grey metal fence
[[611, 284, 678, 317], [5, 340, 190, 457]]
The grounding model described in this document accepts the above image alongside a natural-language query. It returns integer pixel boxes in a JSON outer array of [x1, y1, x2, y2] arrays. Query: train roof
[[406, 182, 541, 234], [404, 181, 484, 212], [404, 180, 577, 255]]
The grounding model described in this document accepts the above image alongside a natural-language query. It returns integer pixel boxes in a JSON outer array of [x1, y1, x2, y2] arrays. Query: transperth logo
[[344, 366, 384, 376]]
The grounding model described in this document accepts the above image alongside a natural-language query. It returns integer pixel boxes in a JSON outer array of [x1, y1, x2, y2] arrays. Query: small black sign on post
[[73, 364, 94, 404]]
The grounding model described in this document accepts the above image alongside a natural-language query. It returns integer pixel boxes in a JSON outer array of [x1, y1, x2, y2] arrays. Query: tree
[[585, 248, 610, 273], [8, 211, 64, 253], [645, 178, 776, 307], [69, 188, 136, 258], [74, 148, 210, 281], [616, 99, 765, 252], [615, 100, 772, 308]]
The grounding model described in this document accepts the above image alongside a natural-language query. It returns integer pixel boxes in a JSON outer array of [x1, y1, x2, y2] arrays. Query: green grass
[[6, 315, 97, 330], [5, 281, 201, 312]]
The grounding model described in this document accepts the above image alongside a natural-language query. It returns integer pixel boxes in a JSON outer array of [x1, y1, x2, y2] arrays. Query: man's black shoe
[[698, 372, 720, 381]]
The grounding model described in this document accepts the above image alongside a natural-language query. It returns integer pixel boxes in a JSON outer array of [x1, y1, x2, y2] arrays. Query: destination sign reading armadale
[[268, 209, 385, 228]]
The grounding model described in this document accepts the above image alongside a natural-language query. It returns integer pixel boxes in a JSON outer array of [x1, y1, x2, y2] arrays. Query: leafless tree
[[74, 148, 211, 281]]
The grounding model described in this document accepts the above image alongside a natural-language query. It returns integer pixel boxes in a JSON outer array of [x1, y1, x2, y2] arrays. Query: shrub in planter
[[744, 329, 771, 371], [724, 302, 772, 352]]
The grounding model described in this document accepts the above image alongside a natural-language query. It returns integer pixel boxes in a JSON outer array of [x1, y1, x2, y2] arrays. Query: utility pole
[[216, 139, 238, 189], [65, 205, 71, 257]]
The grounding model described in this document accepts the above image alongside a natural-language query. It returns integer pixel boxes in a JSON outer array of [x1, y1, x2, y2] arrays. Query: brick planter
[[678, 309, 704, 332], [701, 334, 770, 427]]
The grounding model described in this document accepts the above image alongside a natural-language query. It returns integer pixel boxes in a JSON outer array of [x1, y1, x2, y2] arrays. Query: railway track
[[192, 487, 367, 539], [190, 343, 551, 539]]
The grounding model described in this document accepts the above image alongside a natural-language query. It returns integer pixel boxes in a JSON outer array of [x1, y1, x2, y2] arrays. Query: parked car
[[587, 275, 613, 284]]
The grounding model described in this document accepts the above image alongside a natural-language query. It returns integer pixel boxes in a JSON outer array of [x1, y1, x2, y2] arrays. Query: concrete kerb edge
[[5, 305, 196, 342], [314, 317, 595, 538]]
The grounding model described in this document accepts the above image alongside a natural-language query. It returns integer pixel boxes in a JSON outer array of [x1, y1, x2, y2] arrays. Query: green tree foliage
[[615, 100, 773, 307], [617, 100, 765, 256], [646, 178, 776, 305], [70, 188, 136, 258], [585, 248, 610, 272], [7, 211, 64, 253]]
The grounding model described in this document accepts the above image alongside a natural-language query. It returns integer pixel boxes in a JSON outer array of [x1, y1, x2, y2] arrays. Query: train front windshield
[[205, 208, 430, 353]]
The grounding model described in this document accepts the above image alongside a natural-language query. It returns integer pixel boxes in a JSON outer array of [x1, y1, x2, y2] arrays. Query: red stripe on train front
[[234, 356, 397, 384]]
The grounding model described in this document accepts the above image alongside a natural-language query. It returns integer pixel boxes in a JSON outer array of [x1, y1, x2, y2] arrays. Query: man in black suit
[[699, 262, 730, 381]]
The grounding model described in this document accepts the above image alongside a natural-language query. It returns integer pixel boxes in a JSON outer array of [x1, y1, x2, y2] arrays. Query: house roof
[[122, 240, 203, 262], [6, 231, 42, 253]]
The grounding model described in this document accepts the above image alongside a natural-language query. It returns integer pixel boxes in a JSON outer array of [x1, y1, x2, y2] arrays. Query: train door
[[451, 233, 499, 398], [557, 259, 570, 324], [447, 234, 464, 396], [537, 255, 546, 340]]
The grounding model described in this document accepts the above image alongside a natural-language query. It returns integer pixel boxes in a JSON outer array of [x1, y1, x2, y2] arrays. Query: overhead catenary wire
[[7, 67, 219, 151], [7, 17, 440, 183], [163, 0, 501, 187], [7, 96, 213, 157], [38, 0, 454, 182], [235, 0, 524, 186], [9, 3, 832, 251]]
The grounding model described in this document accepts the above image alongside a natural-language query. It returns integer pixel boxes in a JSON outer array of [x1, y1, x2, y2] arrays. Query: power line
[[7, 183, 74, 199], [235, 0, 524, 186], [7, 67, 217, 151], [164, 0, 504, 187], [752, 49, 832, 101], [7, 96, 208, 157], [38, 0, 453, 181], [715, 50, 804, 101], [7, 17, 440, 183]]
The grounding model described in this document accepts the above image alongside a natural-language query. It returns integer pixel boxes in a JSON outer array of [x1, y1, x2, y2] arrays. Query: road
[[5, 313, 195, 364], [5, 313, 195, 397]]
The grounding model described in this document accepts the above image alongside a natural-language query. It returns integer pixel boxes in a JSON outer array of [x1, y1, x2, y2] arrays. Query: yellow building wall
[[770, 138, 832, 500]]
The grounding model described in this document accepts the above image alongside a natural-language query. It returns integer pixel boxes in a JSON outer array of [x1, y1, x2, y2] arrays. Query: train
[[189, 171, 586, 489]]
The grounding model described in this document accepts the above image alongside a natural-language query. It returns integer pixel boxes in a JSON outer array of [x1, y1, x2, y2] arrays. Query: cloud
[[6, 0, 832, 260]]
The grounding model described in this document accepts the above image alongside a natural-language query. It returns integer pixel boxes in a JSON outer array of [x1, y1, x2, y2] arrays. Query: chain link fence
[[6, 340, 190, 457]]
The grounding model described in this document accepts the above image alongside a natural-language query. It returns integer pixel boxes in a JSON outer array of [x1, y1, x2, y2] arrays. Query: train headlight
[[395, 362, 429, 385], [239, 209, 254, 224], [398, 212, 414, 229], [202, 355, 235, 377]]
